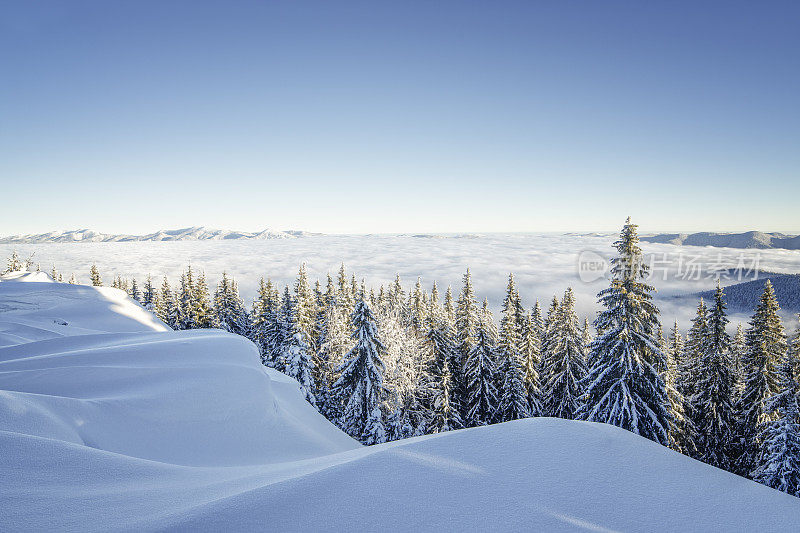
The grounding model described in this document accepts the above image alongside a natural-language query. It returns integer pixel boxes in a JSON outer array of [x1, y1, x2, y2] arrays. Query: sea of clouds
[[2, 233, 799, 331]]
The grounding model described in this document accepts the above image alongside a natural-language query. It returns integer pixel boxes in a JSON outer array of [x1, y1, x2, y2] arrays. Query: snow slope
[[2, 274, 800, 531]]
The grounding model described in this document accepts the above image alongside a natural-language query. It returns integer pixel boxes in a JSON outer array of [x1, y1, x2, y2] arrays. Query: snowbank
[[2, 275, 799, 531]]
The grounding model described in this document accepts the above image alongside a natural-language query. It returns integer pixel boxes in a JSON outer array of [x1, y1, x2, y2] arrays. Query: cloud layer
[[3, 234, 798, 331]]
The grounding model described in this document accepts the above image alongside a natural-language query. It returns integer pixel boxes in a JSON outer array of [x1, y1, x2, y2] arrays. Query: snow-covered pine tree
[[409, 277, 426, 334], [531, 300, 545, 346], [540, 295, 560, 369], [665, 319, 696, 455], [129, 278, 141, 303], [192, 271, 215, 328], [732, 324, 746, 397], [752, 348, 800, 497], [89, 264, 102, 286], [317, 293, 353, 421], [541, 288, 587, 420], [444, 285, 456, 330], [680, 298, 709, 453], [463, 312, 498, 427], [157, 277, 178, 328], [294, 264, 317, 351], [336, 264, 352, 310], [50, 265, 59, 282], [214, 272, 249, 336], [176, 270, 195, 330], [4, 250, 24, 273], [68, 273, 77, 284], [279, 282, 315, 401], [311, 276, 333, 411], [380, 300, 428, 439], [269, 287, 294, 372], [423, 288, 461, 432], [580, 218, 671, 445], [386, 274, 406, 320], [581, 317, 592, 351], [251, 278, 278, 364], [519, 310, 542, 417], [694, 282, 737, 469], [736, 280, 788, 476], [497, 274, 529, 422], [454, 269, 479, 419], [331, 298, 388, 444], [283, 330, 316, 404], [142, 275, 158, 313]]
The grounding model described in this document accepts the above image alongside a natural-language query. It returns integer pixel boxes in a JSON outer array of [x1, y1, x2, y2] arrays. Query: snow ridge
[[0, 226, 318, 243]]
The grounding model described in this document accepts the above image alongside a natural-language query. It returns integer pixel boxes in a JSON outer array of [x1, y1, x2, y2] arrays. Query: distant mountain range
[[0, 227, 318, 244], [641, 231, 800, 250], [669, 272, 800, 316]]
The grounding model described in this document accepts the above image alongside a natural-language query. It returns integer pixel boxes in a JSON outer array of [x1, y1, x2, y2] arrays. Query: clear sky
[[1, 1, 798, 235]]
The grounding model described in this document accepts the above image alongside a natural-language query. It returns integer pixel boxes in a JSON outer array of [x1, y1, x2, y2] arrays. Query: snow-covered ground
[[2, 233, 799, 327], [2, 273, 800, 531]]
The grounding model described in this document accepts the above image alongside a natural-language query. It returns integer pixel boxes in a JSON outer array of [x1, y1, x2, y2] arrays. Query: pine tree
[[680, 298, 709, 453], [50, 265, 59, 282], [157, 277, 178, 329], [580, 218, 671, 445], [732, 324, 746, 397], [193, 271, 215, 328], [497, 274, 529, 422], [271, 287, 294, 372], [388, 274, 406, 319], [541, 288, 587, 420], [129, 278, 141, 303], [3, 250, 33, 274], [176, 269, 195, 330], [463, 314, 498, 427], [581, 317, 592, 352], [331, 299, 388, 444], [531, 300, 545, 347], [293, 264, 317, 350], [142, 274, 158, 312], [519, 310, 542, 417], [89, 264, 102, 286], [540, 296, 560, 373], [423, 292, 461, 432], [666, 319, 696, 455], [318, 293, 353, 421], [312, 276, 335, 414], [214, 272, 250, 336], [443, 286, 456, 329], [752, 349, 800, 496], [409, 277, 426, 333], [736, 280, 788, 476], [455, 269, 479, 418], [68, 273, 77, 285], [251, 278, 279, 364], [694, 283, 737, 469], [283, 331, 316, 404]]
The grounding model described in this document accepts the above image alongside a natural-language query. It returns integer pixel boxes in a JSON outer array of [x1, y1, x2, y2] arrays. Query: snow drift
[[2, 273, 800, 531]]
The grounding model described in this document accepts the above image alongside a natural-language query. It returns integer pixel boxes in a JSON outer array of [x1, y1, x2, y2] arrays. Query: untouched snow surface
[[2, 273, 800, 531]]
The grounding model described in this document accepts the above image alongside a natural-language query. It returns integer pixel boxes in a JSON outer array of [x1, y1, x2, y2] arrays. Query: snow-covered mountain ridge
[[642, 231, 800, 249], [0, 226, 318, 243], [2, 273, 800, 531]]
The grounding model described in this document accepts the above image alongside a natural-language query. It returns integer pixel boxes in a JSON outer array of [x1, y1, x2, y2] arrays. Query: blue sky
[[1, 1, 798, 234]]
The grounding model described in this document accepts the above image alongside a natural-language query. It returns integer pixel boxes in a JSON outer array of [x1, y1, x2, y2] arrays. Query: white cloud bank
[[2, 233, 798, 330]]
